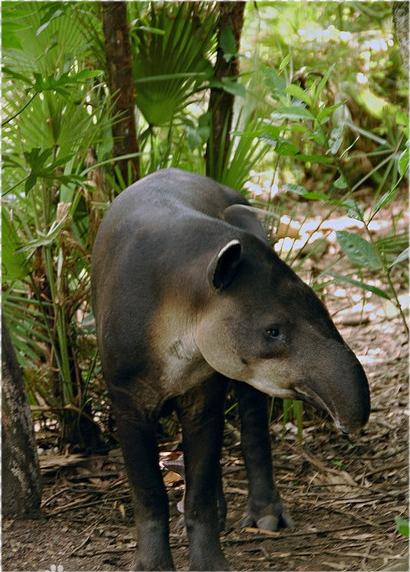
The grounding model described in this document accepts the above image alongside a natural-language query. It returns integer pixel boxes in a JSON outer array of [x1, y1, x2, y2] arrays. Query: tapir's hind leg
[[235, 382, 293, 530], [175, 375, 229, 571], [114, 409, 175, 571]]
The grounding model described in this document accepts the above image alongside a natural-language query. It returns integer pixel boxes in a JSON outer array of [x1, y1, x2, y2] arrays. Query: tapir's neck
[[149, 301, 214, 400]]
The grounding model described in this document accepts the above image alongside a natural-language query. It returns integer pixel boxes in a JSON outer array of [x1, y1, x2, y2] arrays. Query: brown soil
[[3, 198, 409, 572]]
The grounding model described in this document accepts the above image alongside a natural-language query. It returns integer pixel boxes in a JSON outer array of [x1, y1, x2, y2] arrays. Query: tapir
[[91, 168, 370, 571]]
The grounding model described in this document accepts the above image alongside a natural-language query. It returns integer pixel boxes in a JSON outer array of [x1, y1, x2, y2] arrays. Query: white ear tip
[[217, 239, 241, 259]]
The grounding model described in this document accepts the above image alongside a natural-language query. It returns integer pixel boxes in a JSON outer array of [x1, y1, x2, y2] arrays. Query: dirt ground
[[3, 198, 409, 572]]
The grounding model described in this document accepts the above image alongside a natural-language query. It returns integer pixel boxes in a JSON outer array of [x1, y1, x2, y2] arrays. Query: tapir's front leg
[[235, 382, 293, 530], [175, 375, 229, 571], [114, 408, 175, 571]]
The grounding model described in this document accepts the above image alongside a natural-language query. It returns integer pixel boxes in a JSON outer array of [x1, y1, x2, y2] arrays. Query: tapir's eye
[[266, 327, 280, 339], [260, 326, 287, 358]]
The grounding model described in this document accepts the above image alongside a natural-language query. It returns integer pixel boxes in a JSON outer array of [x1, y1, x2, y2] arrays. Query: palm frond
[[131, 2, 218, 126]]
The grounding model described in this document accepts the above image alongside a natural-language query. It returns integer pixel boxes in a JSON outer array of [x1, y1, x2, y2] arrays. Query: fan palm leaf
[[131, 2, 218, 126]]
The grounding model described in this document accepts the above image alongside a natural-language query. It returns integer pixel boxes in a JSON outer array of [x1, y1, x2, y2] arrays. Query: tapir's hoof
[[241, 508, 293, 531], [257, 514, 280, 530]]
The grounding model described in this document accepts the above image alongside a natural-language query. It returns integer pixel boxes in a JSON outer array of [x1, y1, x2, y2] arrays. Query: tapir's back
[[98, 168, 248, 227]]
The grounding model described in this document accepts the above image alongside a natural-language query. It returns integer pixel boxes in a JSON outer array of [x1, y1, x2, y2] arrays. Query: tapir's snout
[[336, 364, 370, 433], [293, 342, 370, 434]]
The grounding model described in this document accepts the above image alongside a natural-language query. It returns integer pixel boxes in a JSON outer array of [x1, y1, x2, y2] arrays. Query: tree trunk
[[206, 1, 245, 178], [2, 316, 42, 518], [392, 2, 409, 78], [102, 1, 140, 185]]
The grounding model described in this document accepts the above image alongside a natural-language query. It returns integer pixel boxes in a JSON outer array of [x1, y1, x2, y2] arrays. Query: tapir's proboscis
[[91, 168, 370, 571]]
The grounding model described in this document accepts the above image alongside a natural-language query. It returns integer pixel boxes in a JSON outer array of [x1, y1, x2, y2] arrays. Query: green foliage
[[207, 111, 270, 191], [336, 231, 381, 270], [240, 2, 408, 332], [395, 516, 409, 538], [2, 2, 111, 448], [130, 2, 217, 126], [282, 399, 303, 445]]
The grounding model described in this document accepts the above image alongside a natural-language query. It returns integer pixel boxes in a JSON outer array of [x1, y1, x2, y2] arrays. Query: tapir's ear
[[224, 205, 267, 242], [207, 239, 242, 291]]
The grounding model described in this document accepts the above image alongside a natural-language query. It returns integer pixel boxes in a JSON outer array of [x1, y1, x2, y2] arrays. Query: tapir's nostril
[[336, 420, 353, 435]]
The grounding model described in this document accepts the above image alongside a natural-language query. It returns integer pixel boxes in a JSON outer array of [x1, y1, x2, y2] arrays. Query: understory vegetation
[[2, 1, 408, 451]]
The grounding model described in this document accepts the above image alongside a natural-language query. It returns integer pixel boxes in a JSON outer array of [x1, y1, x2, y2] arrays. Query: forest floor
[[3, 191, 409, 572]]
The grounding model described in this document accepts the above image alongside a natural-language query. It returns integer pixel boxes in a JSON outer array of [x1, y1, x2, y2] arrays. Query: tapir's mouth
[[294, 381, 366, 434], [294, 382, 340, 430]]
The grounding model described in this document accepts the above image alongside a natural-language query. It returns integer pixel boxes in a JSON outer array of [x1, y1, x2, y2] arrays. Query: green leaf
[[389, 247, 409, 269], [310, 131, 327, 146], [396, 109, 409, 128], [398, 147, 409, 177], [313, 64, 335, 106], [333, 174, 348, 189], [260, 128, 298, 155], [343, 119, 387, 146], [279, 53, 291, 72], [32, 69, 102, 93], [337, 198, 364, 221], [285, 84, 312, 107], [220, 77, 246, 97], [71, 69, 103, 81], [328, 135, 343, 155], [2, 22, 24, 50], [395, 517, 409, 538], [333, 460, 345, 469], [24, 147, 53, 169], [294, 154, 333, 164], [336, 231, 381, 270], [259, 124, 281, 144], [22, 148, 79, 194], [328, 124, 344, 155], [328, 273, 390, 300], [1, 4, 31, 50], [272, 105, 315, 121], [136, 72, 207, 84], [373, 184, 400, 217], [132, 24, 165, 35], [16, 213, 71, 253], [276, 140, 299, 156], [263, 67, 287, 98], [290, 123, 308, 133], [25, 174, 37, 195], [182, 113, 210, 150], [2, 66, 33, 85], [303, 191, 331, 201], [316, 102, 344, 124], [2, 209, 31, 280], [36, 8, 65, 36], [282, 183, 309, 195], [132, 2, 217, 126], [219, 24, 237, 63]]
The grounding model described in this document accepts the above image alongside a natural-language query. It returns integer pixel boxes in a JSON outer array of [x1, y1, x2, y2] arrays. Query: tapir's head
[[197, 236, 370, 433]]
